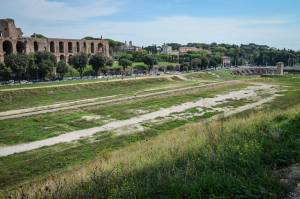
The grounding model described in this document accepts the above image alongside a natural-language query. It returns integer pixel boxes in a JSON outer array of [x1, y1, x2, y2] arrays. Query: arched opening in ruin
[[59, 42, 64, 53], [34, 41, 39, 52], [76, 42, 80, 53], [68, 55, 73, 64], [60, 55, 65, 62], [0, 31, 3, 37], [50, 41, 55, 53], [3, 40, 13, 55], [16, 41, 25, 53], [83, 42, 86, 52], [68, 42, 73, 53], [91, 43, 94, 53], [98, 43, 103, 53]]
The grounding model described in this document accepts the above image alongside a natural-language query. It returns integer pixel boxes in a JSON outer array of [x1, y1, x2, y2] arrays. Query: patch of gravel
[[80, 115, 102, 122]]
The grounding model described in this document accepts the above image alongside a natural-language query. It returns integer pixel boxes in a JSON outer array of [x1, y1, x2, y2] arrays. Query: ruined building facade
[[0, 19, 110, 63]]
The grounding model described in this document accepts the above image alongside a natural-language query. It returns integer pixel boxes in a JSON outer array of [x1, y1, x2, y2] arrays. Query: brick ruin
[[0, 19, 110, 63]]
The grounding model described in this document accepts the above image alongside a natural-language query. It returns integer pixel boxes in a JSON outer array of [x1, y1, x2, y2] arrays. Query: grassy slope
[[6, 100, 300, 199], [63, 105, 299, 199]]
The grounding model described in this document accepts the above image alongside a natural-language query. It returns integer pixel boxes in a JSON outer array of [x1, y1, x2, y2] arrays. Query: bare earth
[[0, 83, 276, 157]]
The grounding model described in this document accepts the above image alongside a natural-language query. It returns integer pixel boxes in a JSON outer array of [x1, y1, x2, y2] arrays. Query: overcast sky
[[1, 0, 300, 50]]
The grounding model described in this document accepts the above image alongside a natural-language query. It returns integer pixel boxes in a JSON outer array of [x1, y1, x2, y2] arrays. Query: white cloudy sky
[[1, 0, 300, 49]]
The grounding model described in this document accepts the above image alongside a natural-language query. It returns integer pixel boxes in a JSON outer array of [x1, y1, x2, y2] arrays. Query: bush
[[65, 66, 80, 77], [83, 65, 94, 76], [0, 63, 12, 81]]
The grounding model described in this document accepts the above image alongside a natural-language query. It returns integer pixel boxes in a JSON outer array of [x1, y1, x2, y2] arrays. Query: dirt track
[[0, 83, 276, 157], [0, 80, 241, 120]]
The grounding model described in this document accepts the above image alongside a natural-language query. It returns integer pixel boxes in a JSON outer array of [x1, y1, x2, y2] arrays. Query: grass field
[[3, 95, 300, 198], [0, 76, 194, 111], [0, 82, 248, 145], [0, 71, 299, 198]]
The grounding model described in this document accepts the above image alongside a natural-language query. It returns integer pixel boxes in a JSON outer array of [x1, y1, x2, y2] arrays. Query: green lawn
[[0, 76, 184, 112], [0, 82, 248, 145]]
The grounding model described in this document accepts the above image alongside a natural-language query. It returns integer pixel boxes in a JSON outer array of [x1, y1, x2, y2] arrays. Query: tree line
[[0, 51, 159, 81], [160, 42, 300, 66]]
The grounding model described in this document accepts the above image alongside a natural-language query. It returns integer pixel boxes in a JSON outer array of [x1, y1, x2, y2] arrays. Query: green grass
[[0, 118, 197, 191], [0, 82, 248, 145], [184, 69, 241, 81], [1, 73, 300, 198], [0, 77, 183, 112], [4, 100, 300, 199], [111, 61, 177, 69]]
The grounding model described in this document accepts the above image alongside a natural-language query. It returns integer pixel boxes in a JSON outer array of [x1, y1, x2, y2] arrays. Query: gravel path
[[0, 83, 275, 157], [0, 80, 240, 120]]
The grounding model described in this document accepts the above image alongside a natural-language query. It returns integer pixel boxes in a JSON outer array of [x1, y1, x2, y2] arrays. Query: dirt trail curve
[[0, 83, 276, 157], [0, 80, 241, 120]]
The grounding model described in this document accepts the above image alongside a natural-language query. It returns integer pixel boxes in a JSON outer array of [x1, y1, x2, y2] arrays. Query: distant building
[[178, 46, 210, 54], [161, 44, 179, 56], [119, 41, 142, 52], [161, 44, 172, 54], [222, 56, 231, 67], [0, 19, 110, 63]]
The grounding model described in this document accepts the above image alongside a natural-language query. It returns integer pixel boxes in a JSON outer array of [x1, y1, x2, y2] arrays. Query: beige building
[[0, 19, 110, 63], [178, 47, 210, 54]]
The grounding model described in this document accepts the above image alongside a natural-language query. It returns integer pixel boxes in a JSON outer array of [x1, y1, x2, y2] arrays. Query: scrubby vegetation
[[5, 102, 300, 198]]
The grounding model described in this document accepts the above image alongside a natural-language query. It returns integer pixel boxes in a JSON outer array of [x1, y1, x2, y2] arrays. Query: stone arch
[[76, 42, 80, 53], [16, 41, 25, 53], [59, 42, 64, 53], [3, 40, 13, 55], [60, 55, 65, 62], [34, 41, 39, 52], [68, 42, 73, 53], [50, 41, 55, 53], [83, 42, 87, 52], [68, 55, 73, 64], [91, 42, 94, 53], [98, 43, 103, 53]]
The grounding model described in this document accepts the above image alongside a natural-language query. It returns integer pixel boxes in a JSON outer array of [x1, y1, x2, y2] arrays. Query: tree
[[191, 58, 202, 70], [56, 60, 68, 79], [119, 58, 132, 76], [69, 53, 88, 78], [0, 63, 12, 81], [143, 55, 157, 73], [201, 57, 209, 70], [31, 33, 46, 38], [4, 54, 30, 81], [89, 54, 106, 76], [26, 53, 38, 80], [106, 58, 114, 67], [34, 52, 57, 80], [144, 45, 158, 54]]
